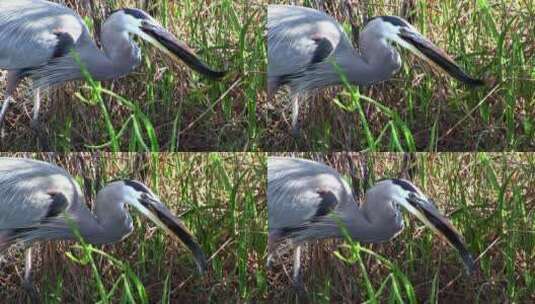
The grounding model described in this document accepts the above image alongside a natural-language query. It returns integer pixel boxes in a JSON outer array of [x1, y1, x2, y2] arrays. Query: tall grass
[[262, 0, 534, 151], [267, 153, 534, 303], [0, 0, 266, 152], [0, 153, 267, 303]]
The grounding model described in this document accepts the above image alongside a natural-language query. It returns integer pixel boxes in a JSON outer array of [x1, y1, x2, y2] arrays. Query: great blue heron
[[267, 157, 475, 291], [0, 0, 225, 132], [0, 157, 207, 300], [267, 5, 484, 134]]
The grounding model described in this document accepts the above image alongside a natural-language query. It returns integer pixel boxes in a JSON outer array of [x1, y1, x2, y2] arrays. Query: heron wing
[[0, 0, 86, 70], [0, 158, 79, 231], [267, 157, 353, 233], [313, 190, 338, 217], [267, 5, 342, 90]]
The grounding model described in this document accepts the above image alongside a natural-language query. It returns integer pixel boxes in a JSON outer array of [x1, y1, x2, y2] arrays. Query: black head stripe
[[390, 179, 419, 193], [124, 180, 151, 194], [377, 16, 410, 28], [113, 8, 151, 20]]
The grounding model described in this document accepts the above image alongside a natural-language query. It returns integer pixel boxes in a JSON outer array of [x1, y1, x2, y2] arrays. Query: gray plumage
[[267, 5, 483, 133], [267, 157, 474, 289], [268, 157, 404, 244], [1, 0, 97, 89], [0, 0, 224, 89], [0, 157, 207, 298], [0, 158, 138, 248], [0, 158, 87, 246], [0, 0, 225, 131], [268, 5, 392, 94]]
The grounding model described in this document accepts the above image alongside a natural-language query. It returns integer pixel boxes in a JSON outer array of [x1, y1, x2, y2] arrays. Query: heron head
[[118, 179, 208, 274], [364, 16, 484, 86], [376, 178, 475, 273], [109, 8, 225, 79]]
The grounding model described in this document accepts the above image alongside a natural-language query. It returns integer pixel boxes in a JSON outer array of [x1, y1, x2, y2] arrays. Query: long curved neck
[[297, 38, 397, 92], [350, 194, 403, 243], [68, 202, 109, 245], [304, 197, 368, 242], [76, 21, 141, 82], [315, 193, 398, 244], [335, 45, 385, 86], [71, 188, 133, 245], [337, 201, 377, 241], [357, 31, 401, 84]]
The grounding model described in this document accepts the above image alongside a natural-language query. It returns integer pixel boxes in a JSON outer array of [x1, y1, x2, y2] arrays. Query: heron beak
[[394, 27, 484, 86], [134, 194, 208, 274], [399, 193, 475, 273], [138, 22, 225, 79]]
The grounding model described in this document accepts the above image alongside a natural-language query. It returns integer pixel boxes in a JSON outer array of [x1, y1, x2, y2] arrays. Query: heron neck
[[67, 202, 112, 245], [340, 44, 397, 86], [297, 45, 389, 92], [79, 23, 141, 81], [358, 36, 401, 83], [353, 197, 404, 243], [69, 192, 132, 245]]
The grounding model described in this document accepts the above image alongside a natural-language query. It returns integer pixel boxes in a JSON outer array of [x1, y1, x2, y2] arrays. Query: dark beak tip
[[197, 259, 208, 275], [463, 75, 487, 87], [210, 70, 227, 79], [478, 76, 497, 87], [140, 23, 224, 80], [398, 30, 487, 88], [466, 263, 477, 276], [462, 253, 477, 275]]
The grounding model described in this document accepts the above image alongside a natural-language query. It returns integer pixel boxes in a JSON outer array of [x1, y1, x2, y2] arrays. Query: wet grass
[[0, 153, 267, 303], [266, 153, 534, 303], [0, 0, 266, 152], [262, 0, 534, 151]]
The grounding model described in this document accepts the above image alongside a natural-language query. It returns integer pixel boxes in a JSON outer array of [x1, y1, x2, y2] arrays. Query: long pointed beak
[[134, 194, 208, 274], [394, 27, 484, 86], [399, 193, 475, 273], [138, 22, 225, 79]]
